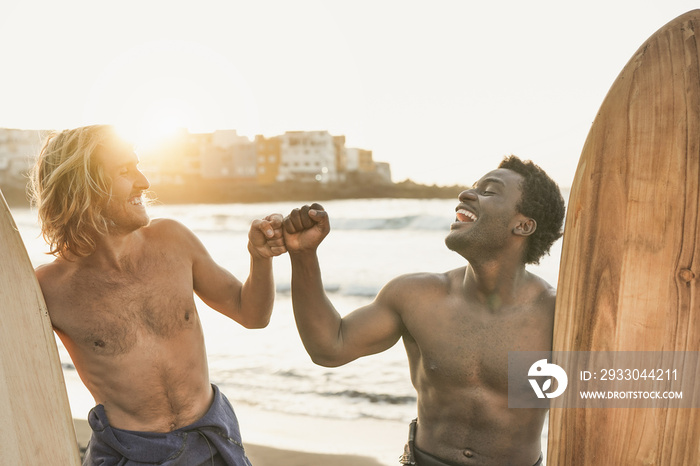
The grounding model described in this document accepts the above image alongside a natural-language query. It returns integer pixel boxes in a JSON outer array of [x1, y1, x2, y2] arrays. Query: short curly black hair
[[498, 155, 565, 264]]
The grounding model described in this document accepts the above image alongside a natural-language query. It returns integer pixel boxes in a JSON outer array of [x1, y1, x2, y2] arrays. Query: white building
[[278, 131, 338, 183], [344, 147, 360, 172]]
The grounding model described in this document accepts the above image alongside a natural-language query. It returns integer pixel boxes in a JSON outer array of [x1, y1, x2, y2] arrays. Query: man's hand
[[283, 203, 330, 254], [248, 213, 286, 258]]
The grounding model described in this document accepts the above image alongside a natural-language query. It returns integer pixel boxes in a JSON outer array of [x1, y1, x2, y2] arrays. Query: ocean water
[[12, 198, 563, 426]]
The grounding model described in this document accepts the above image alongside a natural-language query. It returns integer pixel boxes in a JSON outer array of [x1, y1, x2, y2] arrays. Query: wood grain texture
[[548, 10, 700, 465], [0, 189, 80, 464]]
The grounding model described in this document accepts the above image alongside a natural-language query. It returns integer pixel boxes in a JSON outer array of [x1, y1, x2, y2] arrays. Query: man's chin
[[445, 230, 476, 256], [107, 215, 151, 234], [444, 232, 461, 253], [137, 214, 151, 230]]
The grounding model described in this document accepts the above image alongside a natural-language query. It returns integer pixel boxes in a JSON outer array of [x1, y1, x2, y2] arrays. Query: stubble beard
[[444, 219, 511, 261], [103, 202, 151, 235]]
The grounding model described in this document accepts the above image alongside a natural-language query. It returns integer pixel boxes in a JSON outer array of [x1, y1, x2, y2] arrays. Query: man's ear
[[513, 217, 537, 237]]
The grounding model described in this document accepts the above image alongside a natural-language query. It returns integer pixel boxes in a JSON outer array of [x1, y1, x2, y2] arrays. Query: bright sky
[[0, 1, 697, 187]]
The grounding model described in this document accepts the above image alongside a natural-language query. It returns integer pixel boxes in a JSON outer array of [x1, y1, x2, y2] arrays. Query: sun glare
[[116, 98, 194, 150], [84, 39, 261, 151]]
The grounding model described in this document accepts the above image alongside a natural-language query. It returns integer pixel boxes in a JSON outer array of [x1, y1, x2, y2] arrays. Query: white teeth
[[130, 197, 143, 206], [456, 209, 477, 222]]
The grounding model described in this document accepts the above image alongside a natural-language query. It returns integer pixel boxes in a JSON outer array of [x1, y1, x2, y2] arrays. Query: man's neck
[[462, 255, 529, 310], [83, 229, 145, 272]]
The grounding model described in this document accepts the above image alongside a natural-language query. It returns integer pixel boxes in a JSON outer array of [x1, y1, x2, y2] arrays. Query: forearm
[[238, 254, 275, 328], [289, 251, 345, 365]]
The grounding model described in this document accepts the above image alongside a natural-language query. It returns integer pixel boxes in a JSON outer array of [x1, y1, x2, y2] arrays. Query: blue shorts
[[82, 384, 251, 466]]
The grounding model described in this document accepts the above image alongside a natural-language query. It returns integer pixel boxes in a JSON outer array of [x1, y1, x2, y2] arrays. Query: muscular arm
[[285, 204, 404, 366], [186, 215, 285, 328]]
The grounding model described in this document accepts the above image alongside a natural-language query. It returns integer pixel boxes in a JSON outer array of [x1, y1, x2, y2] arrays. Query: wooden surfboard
[[547, 10, 700, 465], [0, 189, 80, 464]]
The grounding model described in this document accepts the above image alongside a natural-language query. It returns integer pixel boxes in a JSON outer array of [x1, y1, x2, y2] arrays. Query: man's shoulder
[[146, 217, 189, 234], [35, 258, 79, 310], [528, 272, 556, 299], [381, 267, 464, 296], [143, 218, 196, 243], [524, 271, 557, 313], [142, 218, 209, 261], [35, 258, 72, 286]]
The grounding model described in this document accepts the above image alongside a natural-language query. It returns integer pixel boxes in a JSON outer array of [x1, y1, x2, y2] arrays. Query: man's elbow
[[234, 306, 271, 329], [308, 349, 348, 368], [239, 315, 271, 329]]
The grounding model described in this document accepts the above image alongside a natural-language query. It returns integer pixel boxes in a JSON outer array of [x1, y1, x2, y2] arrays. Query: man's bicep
[[193, 258, 243, 312], [175, 224, 243, 312], [338, 291, 405, 360]]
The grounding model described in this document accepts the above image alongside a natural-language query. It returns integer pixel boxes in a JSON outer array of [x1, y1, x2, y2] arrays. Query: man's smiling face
[[445, 168, 526, 258], [97, 139, 151, 234]]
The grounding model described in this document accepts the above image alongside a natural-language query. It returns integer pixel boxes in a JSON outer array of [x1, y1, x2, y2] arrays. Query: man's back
[[393, 266, 554, 465], [37, 218, 213, 433]]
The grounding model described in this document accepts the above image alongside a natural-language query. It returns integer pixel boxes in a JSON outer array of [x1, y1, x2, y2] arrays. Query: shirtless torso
[[282, 161, 563, 466], [37, 220, 217, 432], [32, 126, 284, 449], [396, 267, 554, 464], [37, 215, 282, 433]]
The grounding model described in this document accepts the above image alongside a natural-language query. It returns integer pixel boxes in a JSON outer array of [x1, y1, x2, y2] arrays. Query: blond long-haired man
[[31, 125, 284, 465]]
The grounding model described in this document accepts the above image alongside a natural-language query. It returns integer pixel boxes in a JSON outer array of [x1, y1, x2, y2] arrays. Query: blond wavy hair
[[30, 125, 121, 258]]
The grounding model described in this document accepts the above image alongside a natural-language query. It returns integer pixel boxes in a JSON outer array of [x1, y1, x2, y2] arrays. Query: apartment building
[[374, 161, 392, 184], [278, 131, 338, 183], [255, 135, 281, 185], [344, 147, 391, 184], [200, 130, 257, 181], [333, 135, 347, 182]]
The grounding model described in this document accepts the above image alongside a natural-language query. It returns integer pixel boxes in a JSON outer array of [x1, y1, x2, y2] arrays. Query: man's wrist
[[247, 242, 273, 260], [288, 249, 320, 266]]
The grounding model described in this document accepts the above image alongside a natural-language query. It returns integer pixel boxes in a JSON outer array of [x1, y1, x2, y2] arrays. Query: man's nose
[[458, 189, 478, 202], [136, 170, 151, 190]]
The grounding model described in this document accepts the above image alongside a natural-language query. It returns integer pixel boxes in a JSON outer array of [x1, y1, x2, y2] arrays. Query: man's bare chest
[[59, 261, 198, 355], [404, 298, 551, 390]]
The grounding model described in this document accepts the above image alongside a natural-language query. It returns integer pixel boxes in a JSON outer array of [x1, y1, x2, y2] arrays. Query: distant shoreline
[[149, 179, 467, 204], [2, 180, 468, 207]]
